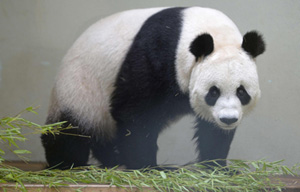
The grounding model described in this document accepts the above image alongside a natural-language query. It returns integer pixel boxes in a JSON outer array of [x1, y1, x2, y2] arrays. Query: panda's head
[[189, 31, 265, 130]]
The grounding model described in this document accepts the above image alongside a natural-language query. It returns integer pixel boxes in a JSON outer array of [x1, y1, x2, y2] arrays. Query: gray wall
[[0, 1, 299, 167]]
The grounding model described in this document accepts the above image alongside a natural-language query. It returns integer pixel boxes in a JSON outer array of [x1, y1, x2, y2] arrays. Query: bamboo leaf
[[0, 148, 5, 155], [160, 171, 167, 179], [13, 150, 31, 154]]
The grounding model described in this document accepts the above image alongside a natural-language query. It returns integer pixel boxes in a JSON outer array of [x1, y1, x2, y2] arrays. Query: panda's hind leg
[[41, 112, 91, 169]]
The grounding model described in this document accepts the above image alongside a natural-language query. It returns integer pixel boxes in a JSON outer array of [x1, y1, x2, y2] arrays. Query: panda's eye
[[237, 87, 245, 97], [210, 87, 220, 97], [205, 86, 220, 106], [236, 85, 251, 105]]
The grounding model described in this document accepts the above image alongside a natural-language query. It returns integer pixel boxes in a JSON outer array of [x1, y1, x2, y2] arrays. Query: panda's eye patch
[[205, 86, 220, 106], [236, 85, 251, 105]]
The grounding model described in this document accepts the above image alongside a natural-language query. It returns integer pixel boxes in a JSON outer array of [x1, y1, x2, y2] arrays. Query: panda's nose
[[220, 117, 238, 125]]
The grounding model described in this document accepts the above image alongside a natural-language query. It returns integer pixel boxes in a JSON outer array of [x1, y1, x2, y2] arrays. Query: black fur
[[236, 85, 251, 105], [242, 31, 265, 58], [189, 33, 214, 60], [205, 86, 221, 106]]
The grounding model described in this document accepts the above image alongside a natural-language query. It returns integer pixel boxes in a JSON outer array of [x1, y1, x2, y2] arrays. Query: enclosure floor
[[1, 161, 300, 191], [3, 161, 47, 171]]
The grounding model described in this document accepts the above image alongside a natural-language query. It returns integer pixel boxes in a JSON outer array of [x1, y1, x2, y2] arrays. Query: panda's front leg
[[194, 117, 236, 167], [116, 120, 160, 169]]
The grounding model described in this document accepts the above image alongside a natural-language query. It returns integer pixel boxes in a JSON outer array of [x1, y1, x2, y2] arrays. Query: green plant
[[0, 107, 65, 162]]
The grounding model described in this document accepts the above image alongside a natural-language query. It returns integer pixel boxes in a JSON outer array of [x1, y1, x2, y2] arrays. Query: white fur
[[50, 8, 164, 138]]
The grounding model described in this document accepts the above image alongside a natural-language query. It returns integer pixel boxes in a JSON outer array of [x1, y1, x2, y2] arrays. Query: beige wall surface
[[0, 0, 299, 167]]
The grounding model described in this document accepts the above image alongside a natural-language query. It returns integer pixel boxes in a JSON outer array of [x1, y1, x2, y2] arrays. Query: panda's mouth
[[219, 124, 237, 130]]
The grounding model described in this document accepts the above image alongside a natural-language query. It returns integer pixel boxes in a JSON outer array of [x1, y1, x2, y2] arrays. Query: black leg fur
[[115, 116, 160, 169], [194, 118, 236, 167], [41, 112, 91, 169], [91, 139, 119, 168]]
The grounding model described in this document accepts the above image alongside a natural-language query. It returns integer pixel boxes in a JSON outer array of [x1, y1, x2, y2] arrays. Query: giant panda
[[41, 7, 265, 169]]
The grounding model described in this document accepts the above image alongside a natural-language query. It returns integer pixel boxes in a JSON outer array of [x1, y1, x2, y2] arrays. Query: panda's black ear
[[189, 33, 214, 60], [242, 31, 266, 58]]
